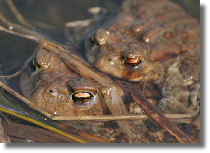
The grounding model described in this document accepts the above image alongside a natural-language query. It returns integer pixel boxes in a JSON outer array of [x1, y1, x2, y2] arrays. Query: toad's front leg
[[100, 84, 137, 142]]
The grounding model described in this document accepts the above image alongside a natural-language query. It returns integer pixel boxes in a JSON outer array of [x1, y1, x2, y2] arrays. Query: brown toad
[[84, 0, 200, 114], [20, 43, 137, 141], [20, 48, 108, 116]]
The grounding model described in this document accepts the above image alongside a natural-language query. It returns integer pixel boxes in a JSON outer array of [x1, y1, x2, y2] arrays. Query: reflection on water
[[0, 0, 200, 143]]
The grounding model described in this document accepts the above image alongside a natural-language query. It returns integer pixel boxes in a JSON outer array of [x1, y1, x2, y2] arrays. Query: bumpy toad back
[[85, 0, 200, 82], [85, 0, 200, 114]]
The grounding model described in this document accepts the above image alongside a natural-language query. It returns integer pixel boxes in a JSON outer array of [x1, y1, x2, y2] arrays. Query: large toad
[[84, 0, 200, 114]]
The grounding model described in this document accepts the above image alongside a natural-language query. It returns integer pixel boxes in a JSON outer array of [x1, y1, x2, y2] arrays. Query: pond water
[[0, 0, 200, 143]]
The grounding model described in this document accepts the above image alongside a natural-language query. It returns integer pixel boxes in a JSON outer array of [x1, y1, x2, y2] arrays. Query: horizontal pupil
[[125, 58, 141, 67], [125, 58, 140, 64], [74, 92, 91, 98], [72, 92, 93, 104], [128, 63, 139, 67]]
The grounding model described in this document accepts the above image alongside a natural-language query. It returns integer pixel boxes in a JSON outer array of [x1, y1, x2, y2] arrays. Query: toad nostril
[[125, 58, 141, 68]]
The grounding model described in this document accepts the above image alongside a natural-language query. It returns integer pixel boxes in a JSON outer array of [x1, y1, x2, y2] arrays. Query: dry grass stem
[[52, 114, 194, 121]]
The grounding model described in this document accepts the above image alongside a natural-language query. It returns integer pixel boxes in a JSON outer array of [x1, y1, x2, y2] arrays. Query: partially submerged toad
[[20, 49, 107, 116], [20, 42, 138, 141], [84, 0, 200, 114], [0, 0, 200, 143]]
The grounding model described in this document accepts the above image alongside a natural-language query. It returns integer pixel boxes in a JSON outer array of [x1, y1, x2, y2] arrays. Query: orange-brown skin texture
[[85, 0, 200, 114]]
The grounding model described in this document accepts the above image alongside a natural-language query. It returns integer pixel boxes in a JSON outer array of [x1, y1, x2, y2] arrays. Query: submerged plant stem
[[0, 25, 39, 41], [6, 0, 35, 29]]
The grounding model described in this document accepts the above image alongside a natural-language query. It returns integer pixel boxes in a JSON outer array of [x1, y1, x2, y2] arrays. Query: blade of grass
[[0, 106, 87, 143]]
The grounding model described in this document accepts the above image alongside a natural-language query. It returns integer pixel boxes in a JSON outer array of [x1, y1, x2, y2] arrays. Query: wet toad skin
[[20, 49, 108, 116], [20, 47, 138, 141], [85, 0, 200, 114]]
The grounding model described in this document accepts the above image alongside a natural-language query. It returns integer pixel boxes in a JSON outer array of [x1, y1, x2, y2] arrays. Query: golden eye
[[124, 58, 143, 71], [125, 58, 142, 67], [72, 92, 94, 105]]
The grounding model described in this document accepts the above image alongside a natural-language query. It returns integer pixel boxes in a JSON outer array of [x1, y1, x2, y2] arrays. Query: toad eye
[[72, 92, 94, 105], [125, 58, 142, 70], [89, 29, 109, 46], [28, 58, 41, 71], [28, 58, 36, 71], [89, 34, 98, 45]]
